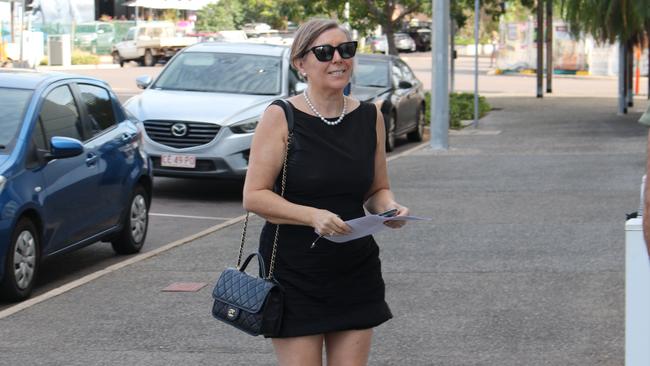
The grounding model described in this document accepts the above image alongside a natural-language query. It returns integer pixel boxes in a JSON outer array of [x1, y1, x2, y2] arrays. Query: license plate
[[161, 154, 196, 169]]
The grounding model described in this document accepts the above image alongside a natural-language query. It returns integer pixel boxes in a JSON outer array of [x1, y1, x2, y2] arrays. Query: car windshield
[[0, 87, 33, 151], [76, 25, 96, 33], [354, 59, 390, 88], [153, 52, 282, 95]]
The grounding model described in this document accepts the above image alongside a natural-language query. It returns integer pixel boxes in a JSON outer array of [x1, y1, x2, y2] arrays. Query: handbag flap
[[212, 268, 276, 313]]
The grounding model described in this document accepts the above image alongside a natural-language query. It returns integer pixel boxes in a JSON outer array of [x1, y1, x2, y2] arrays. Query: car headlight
[[230, 118, 259, 134], [0, 176, 6, 194]]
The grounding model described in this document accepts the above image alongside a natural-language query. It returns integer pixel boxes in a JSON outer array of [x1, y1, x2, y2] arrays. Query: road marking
[[0, 141, 426, 319], [150, 213, 234, 220], [0, 214, 247, 320], [387, 141, 429, 162]]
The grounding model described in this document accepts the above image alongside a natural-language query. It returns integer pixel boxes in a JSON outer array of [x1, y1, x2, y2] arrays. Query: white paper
[[319, 214, 430, 243]]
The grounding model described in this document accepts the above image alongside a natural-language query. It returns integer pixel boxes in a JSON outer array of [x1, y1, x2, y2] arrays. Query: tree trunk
[[385, 22, 397, 56]]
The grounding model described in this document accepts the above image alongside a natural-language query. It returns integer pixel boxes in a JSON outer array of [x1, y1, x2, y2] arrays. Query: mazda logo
[[170, 123, 188, 137]]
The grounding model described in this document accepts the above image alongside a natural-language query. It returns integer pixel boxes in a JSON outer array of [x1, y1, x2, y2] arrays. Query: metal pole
[[10, 1, 15, 43], [628, 45, 634, 107], [450, 19, 455, 93], [618, 40, 627, 115], [536, 0, 543, 98], [19, 0, 25, 63], [473, 0, 479, 127], [546, 0, 553, 93], [431, 0, 450, 150]]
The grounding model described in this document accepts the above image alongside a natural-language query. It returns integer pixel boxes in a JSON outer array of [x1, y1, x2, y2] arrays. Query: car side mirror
[[97, 29, 104, 34], [136, 75, 153, 89], [295, 82, 307, 94], [46, 136, 84, 160], [398, 80, 413, 89]]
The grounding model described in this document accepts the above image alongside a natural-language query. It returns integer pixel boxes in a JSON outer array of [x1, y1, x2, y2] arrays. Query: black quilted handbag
[[211, 100, 293, 337]]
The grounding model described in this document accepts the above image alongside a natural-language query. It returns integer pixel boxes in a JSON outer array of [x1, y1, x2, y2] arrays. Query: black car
[[407, 28, 432, 52], [352, 54, 426, 151]]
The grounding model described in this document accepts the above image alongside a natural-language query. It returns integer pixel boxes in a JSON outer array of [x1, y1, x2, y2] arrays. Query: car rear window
[[0, 87, 33, 151], [354, 59, 390, 88], [153, 52, 282, 95]]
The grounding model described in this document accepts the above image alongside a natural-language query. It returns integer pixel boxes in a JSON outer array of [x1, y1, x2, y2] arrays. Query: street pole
[[627, 45, 634, 107], [473, 0, 479, 127], [450, 19, 455, 93], [536, 0, 543, 98], [10, 1, 15, 43], [546, 0, 552, 93], [19, 0, 25, 63], [431, 0, 450, 150], [618, 40, 627, 115]]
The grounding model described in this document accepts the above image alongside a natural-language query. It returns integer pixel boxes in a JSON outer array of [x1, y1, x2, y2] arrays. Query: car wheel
[[407, 106, 425, 142], [0, 218, 39, 301], [143, 49, 156, 67], [112, 52, 124, 67], [385, 111, 396, 152], [111, 185, 149, 255]]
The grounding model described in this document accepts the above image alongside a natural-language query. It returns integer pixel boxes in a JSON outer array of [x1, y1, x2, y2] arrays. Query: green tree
[[196, 0, 245, 32], [561, 0, 648, 46]]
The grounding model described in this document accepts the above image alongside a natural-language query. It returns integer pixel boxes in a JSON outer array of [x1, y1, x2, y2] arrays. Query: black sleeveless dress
[[259, 100, 393, 338]]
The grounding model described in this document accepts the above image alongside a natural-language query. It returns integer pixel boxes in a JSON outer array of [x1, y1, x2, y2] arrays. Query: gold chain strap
[[236, 125, 292, 280]]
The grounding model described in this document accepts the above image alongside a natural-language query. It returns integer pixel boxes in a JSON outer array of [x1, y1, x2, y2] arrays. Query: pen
[[311, 234, 323, 249]]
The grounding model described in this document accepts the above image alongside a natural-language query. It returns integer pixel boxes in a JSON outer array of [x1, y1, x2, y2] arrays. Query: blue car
[[0, 70, 153, 301]]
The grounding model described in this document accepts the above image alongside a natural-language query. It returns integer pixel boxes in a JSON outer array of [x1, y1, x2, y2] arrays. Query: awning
[[124, 0, 218, 11]]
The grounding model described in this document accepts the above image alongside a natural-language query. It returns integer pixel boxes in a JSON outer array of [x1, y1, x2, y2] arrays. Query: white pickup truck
[[112, 21, 197, 67]]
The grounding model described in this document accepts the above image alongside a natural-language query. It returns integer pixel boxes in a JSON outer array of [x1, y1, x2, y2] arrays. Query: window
[[78, 84, 116, 136], [126, 28, 135, 41], [391, 63, 404, 87], [396, 60, 417, 84], [38, 86, 83, 143], [98, 24, 112, 33], [32, 119, 47, 151]]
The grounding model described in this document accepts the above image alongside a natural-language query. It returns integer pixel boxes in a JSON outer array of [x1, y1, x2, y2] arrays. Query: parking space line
[[0, 214, 248, 320], [150, 213, 235, 220]]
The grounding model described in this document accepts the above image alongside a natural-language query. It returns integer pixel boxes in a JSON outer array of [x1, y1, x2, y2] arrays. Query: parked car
[[112, 21, 197, 67], [74, 21, 115, 54], [407, 28, 432, 51], [368, 33, 417, 53], [351, 54, 426, 151], [0, 70, 153, 301], [124, 42, 305, 179]]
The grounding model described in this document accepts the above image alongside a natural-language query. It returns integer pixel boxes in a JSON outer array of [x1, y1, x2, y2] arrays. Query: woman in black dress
[[243, 19, 409, 366]]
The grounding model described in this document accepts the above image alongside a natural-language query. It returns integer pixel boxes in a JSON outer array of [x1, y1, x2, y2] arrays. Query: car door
[[73, 82, 138, 230], [118, 28, 138, 59], [97, 23, 114, 51], [36, 84, 102, 253], [390, 60, 411, 133], [394, 59, 419, 131]]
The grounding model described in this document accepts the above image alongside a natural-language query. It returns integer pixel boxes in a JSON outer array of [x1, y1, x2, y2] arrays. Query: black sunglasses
[[303, 41, 358, 62]]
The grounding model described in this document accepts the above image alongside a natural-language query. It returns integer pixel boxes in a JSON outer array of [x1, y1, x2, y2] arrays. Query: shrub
[[424, 91, 491, 129], [71, 50, 99, 65]]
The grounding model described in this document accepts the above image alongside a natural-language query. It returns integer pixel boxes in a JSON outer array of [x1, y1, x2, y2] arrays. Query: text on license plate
[[161, 154, 196, 169]]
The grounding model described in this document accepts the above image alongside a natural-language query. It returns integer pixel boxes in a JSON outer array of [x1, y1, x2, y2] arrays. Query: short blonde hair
[[290, 19, 352, 70]]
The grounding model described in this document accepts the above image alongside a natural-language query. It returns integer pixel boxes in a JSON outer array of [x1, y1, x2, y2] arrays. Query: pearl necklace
[[303, 90, 347, 126]]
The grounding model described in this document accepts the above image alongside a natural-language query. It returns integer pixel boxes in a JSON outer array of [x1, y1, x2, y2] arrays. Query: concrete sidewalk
[[0, 97, 647, 365]]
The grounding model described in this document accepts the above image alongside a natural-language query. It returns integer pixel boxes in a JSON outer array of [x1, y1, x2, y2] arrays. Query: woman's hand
[[311, 209, 352, 236], [382, 203, 409, 229]]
